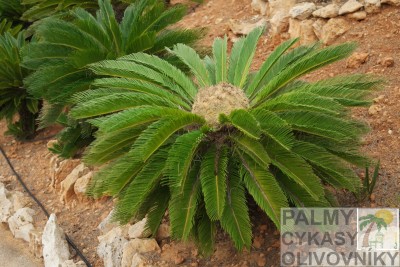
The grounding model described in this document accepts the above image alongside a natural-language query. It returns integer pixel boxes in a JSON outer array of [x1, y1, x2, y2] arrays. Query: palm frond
[[200, 144, 227, 220]]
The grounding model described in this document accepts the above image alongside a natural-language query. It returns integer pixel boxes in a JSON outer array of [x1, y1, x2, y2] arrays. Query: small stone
[[128, 217, 150, 239], [156, 223, 170, 240], [256, 253, 267, 267], [60, 163, 89, 203], [318, 18, 351, 45], [346, 10, 367, 20], [364, 0, 381, 13], [74, 171, 93, 201], [346, 52, 369, 68], [229, 18, 266, 36], [373, 95, 385, 103], [252, 236, 264, 249], [42, 214, 71, 267], [378, 57, 395, 67], [174, 254, 185, 265], [289, 3, 316, 20], [381, 0, 400, 6], [368, 104, 381, 115], [312, 4, 340, 18], [215, 18, 223, 24], [388, 129, 393, 135], [339, 0, 364, 15], [370, 193, 376, 202]]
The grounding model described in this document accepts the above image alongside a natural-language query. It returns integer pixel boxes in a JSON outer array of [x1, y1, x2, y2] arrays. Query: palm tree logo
[[359, 209, 394, 249]]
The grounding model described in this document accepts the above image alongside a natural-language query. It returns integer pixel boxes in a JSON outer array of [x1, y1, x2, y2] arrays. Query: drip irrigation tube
[[0, 145, 93, 267]]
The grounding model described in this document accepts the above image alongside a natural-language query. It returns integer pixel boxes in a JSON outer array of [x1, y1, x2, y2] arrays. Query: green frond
[[238, 152, 288, 227], [260, 92, 346, 116], [145, 185, 170, 235], [227, 37, 244, 84], [86, 149, 144, 197], [132, 113, 205, 162], [120, 52, 197, 101], [83, 126, 143, 165], [276, 170, 330, 207], [204, 55, 216, 85], [264, 137, 325, 200], [169, 162, 202, 241], [232, 27, 264, 88], [249, 43, 319, 101], [166, 130, 205, 189], [113, 149, 167, 223], [232, 134, 270, 167], [193, 207, 216, 256], [148, 29, 203, 54], [253, 42, 356, 106], [245, 38, 298, 96], [212, 36, 227, 83], [90, 106, 173, 134], [292, 141, 361, 191], [278, 110, 368, 142], [220, 158, 252, 250], [71, 92, 176, 119], [222, 109, 261, 139], [169, 43, 211, 87], [92, 77, 190, 109], [200, 144, 227, 220], [251, 109, 295, 150]]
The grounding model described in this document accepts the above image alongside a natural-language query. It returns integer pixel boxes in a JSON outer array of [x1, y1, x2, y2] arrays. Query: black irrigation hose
[[0, 146, 93, 267]]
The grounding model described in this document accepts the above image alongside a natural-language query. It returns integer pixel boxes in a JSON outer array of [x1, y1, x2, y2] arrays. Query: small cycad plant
[[0, 32, 39, 139], [71, 28, 379, 254], [22, 0, 201, 157]]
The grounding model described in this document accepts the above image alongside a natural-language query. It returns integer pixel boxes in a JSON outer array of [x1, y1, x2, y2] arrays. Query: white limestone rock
[[8, 207, 35, 242], [128, 218, 150, 239], [97, 226, 128, 267], [312, 4, 340, 18], [42, 214, 71, 267], [74, 171, 93, 201], [339, 0, 364, 15], [290, 3, 316, 20], [0, 182, 12, 222], [60, 163, 89, 203]]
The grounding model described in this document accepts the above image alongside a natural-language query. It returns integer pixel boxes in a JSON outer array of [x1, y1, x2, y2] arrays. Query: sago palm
[[22, 0, 200, 156], [0, 32, 38, 139], [71, 27, 379, 254]]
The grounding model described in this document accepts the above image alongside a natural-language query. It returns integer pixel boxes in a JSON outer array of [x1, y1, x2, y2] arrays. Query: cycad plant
[[22, 0, 200, 157], [71, 27, 379, 253], [0, 32, 38, 139]]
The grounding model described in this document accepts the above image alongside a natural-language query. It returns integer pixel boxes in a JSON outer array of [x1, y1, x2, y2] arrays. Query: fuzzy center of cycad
[[191, 83, 249, 127]]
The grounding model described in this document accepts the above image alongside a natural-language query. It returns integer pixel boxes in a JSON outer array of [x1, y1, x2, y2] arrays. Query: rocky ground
[[0, 0, 400, 266]]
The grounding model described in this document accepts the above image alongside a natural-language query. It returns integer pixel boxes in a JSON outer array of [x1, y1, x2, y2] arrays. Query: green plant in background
[[362, 160, 380, 199], [0, 19, 23, 36], [22, 0, 201, 157], [20, 0, 98, 22], [70, 27, 380, 254], [0, 32, 38, 139]]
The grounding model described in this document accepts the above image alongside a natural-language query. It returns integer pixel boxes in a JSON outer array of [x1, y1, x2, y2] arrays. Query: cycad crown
[[71, 27, 379, 254]]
